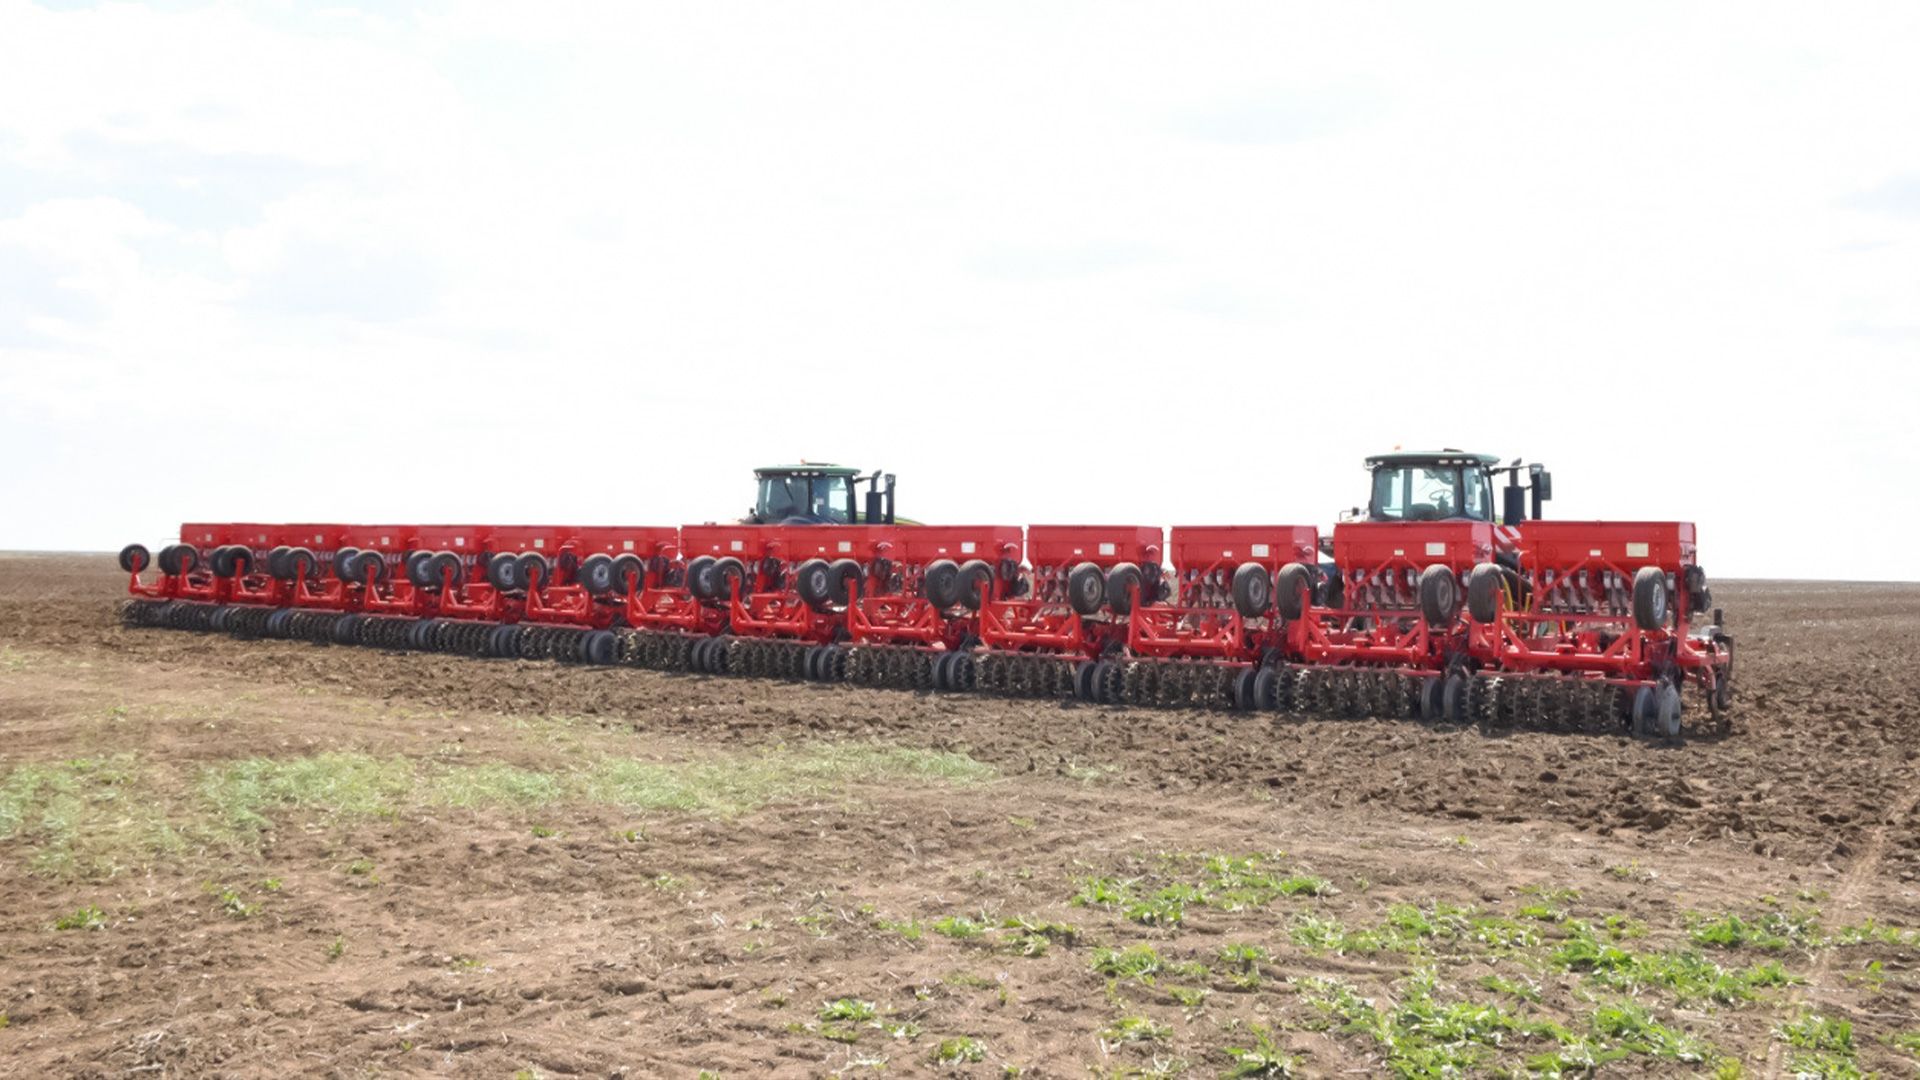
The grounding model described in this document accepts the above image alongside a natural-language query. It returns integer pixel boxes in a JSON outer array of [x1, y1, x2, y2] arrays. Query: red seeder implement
[[117, 450, 1736, 738]]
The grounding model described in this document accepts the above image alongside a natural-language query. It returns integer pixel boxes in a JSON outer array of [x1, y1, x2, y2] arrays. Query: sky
[[1, 1, 1916, 580]]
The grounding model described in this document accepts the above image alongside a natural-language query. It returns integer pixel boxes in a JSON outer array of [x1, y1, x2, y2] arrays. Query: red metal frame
[[1124, 525, 1318, 661], [1471, 521, 1727, 695], [1292, 520, 1492, 671], [977, 525, 1160, 656]]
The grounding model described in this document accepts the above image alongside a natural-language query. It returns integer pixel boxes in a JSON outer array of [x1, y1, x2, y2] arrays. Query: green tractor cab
[[1354, 450, 1551, 525], [749, 464, 911, 525]]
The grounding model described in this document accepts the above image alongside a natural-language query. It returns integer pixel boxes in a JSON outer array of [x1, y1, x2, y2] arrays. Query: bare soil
[[1, 554, 1917, 1078]]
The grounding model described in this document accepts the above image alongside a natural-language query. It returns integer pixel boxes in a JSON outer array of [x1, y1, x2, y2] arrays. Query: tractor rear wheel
[[1231, 562, 1272, 618], [1632, 568, 1669, 630], [1067, 562, 1106, 616], [1418, 566, 1460, 627]]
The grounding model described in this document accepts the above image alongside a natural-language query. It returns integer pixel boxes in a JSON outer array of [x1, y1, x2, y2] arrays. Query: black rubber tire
[[429, 551, 463, 589], [826, 559, 863, 607], [348, 551, 389, 586], [923, 560, 962, 608], [583, 629, 616, 665], [1419, 677, 1444, 721], [1074, 660, 1098, 701], [1233, 668, 1257, 711], [1106, 563, 1144, 616], [209, 546, 242, 578], [159, 544, 199, 576], [1067, 562, 1106, 616], [483, 624, 517, 658], [332, 547, 362, 581], [610, 554, 646, 593], [404, 551, 437, 588], [287, 547, 319, 581], [794, 559, 833, 611], [956, 560, 995, 610], [711, 557, 748, 602], [1252, 667, 1277, 711], [266, 546, 292, 580], [518, 552, 550, 590], [265, 608, 296, 638], [488, 552, 527, 593], [1438, 671, 1467, 723], [1418, 565, 1460, 627], [578, 554, 616, 596], [1466, 563, 1504, 624], [685, 556, 718, 600], [331, 614, 364, 644], [118, 543, 150, 573], [1230, 562, 1272, 618], [1274, 563, 1313, 620], [1632, 567, 1669, 631]]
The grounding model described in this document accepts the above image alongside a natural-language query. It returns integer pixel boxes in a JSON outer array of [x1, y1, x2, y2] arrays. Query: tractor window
[[1370, 465, 1491, 522], [756, 475, 852, 523]]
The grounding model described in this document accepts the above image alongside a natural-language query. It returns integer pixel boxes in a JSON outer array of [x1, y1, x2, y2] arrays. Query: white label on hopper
[[455, 538, 465, 547], [1099, 542, 1116, 556], [1394, 548, 1405, 556], [1426, 542, 1446, 556], [622, 540, 634, 551], [838, 541, 852, 553], [1251, 544, 1269, 557], [1590, 549, 1602, 557], [730, 540, 743, 552], [1626, 542, 1649, 558], [535, 539, 545, 549], [961, 542, 976, 554], [381, 536, 390, 546]]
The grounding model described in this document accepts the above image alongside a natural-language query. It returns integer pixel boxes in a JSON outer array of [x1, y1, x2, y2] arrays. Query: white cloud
[[0, 0, 1917, 579]]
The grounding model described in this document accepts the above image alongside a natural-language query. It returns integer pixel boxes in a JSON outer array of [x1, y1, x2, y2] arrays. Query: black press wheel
[[1440, 671, 1469, 723], [332, 547, 362, 582], [583, 629, 616, 665], [404, 551, 437, 588]]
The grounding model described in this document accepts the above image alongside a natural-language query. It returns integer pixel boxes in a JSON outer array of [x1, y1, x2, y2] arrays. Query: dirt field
[[2, 554, 1917, 1078]]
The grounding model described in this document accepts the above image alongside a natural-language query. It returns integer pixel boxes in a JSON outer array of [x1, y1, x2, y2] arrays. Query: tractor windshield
[[755, 475, 852, 523], [1370, 464, 1493, 522]]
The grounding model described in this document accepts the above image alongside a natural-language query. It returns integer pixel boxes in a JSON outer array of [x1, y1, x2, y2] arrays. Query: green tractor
[[747, 464, 907, 525]]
